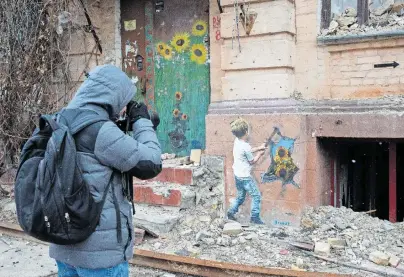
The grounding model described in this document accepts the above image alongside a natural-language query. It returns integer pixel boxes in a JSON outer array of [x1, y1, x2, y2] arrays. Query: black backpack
[[14, 109, 109, 245]]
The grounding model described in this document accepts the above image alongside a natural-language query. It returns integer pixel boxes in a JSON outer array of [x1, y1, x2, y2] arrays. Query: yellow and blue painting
[[261, 127, 300, 195]]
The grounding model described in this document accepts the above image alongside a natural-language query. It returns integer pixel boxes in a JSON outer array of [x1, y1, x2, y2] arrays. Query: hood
[[67, 65, 136, 118]]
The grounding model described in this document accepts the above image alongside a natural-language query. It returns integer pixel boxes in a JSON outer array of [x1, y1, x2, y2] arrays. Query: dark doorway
[[319, 138, 400, 222]]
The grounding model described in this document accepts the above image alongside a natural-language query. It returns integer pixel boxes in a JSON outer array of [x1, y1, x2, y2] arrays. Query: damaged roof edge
[[317, 29, 404, 45]]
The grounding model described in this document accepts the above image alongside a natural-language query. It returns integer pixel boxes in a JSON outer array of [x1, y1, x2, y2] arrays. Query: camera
[[116, 101, 160, 133]]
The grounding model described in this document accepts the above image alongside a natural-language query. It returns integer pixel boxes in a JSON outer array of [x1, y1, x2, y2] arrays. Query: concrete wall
[[68, 0, 122, 84], [218, 0, 296, 100]]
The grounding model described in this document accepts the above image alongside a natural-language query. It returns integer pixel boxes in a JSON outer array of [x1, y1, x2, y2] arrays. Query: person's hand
[[127, 101, 150, 123], [257, 143, 267, 151]]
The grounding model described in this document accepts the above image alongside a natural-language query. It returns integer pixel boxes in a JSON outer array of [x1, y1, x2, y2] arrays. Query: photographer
[[49, 65, 162, 276]]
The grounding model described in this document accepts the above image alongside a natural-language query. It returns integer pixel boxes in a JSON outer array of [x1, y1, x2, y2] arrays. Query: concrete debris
[[372, 0, 394, 16], [138, 205, 404, 276], [389, 255, 401, 268], [369, 251, 390, 266], [291, 265, 306, 271], [134, 228, 146, 246], [314, 242, 331, 256], [133, 205, 180, 236], [196, 230, 212, 241], [161, 153, 176, 160], [327, 238, 346, 249], [160, 274, 176, 277], [222, 222, 243, 236], [0, 197, 17, 224], [320, 4, 404, 37]]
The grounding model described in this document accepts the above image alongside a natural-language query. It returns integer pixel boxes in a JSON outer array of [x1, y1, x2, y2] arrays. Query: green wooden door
[[153, 0, 210, 156]]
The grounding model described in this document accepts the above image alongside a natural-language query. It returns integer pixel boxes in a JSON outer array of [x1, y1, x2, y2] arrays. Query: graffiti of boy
[[227, 118, 267, 225]]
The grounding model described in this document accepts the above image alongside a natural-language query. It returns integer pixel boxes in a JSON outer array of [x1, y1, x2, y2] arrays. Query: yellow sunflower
[[156, 42, 166, 55], [192, 20, 208, 36], [173, 109, 180, 117], [275, 164, 287, 178], [171, 33, 190, 53], [190, 44, 207, 65], [274, 147, 289, 163], [161, 45, 173, 60], [175, 91, 182, 101]]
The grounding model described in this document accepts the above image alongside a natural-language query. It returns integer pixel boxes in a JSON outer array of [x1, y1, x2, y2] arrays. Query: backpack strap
[[39, 115, 60, 131], [57, 109, 108, 136], [58, 108, 123, 243]]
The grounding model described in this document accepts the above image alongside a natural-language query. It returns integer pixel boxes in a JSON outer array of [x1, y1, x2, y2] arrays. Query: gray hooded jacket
[[49, 65, 162, 269]]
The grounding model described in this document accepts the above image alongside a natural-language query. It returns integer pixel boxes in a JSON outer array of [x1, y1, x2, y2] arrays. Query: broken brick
[[369, 251, 390, 266], [222, 222, 243, 236], [389, 255, 401, 268], [327, 238, 346, 249], [134, 228, 145, 246], [314, 242, 331, 256]]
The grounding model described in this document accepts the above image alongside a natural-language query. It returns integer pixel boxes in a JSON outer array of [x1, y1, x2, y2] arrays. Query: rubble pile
[[139, 206, 404, 276], [321, 2, 404, 37], [0, 195, 17, 224]]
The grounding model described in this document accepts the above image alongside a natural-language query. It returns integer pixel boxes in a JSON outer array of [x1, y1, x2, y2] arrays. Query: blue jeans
[[228, 176, 262, 218], [57, 261, 129, 277]]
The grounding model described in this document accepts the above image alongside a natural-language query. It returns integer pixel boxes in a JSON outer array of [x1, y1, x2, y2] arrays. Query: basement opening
[[318, 138, 403, 223]]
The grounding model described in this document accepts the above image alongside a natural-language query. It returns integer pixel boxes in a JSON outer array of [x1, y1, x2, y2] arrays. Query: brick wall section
[[294, 0, 404, 99], [294, 0, 330, 99], [218, 0, 296, 100], [326, 39, 404, 98], [68, 0, 121, 86], [210, 0, 225, 102], [134, 186, 183, 207], [134, 167, 193, 186]]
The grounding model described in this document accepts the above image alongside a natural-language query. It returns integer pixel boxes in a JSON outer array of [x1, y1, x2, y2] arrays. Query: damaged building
[[2, 0, 404, 242]]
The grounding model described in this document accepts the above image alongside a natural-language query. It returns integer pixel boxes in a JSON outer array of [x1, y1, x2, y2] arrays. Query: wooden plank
[[389, 142, 397, 223], [132, 256, 259, 277], [135, 249, 353, 277]]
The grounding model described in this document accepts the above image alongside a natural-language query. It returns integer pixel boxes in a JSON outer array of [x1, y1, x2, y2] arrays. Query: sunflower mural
[[190, 44, 208, 65], [171, 33, 191, 53], [154, 18, 209, 156], [192, 20, 208, 36], [261, 127, 300, 196], [168, 91, 189, 151]]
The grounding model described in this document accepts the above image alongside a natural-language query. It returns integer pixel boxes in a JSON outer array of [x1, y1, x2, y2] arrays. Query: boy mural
[[227, 118, 267, 224]]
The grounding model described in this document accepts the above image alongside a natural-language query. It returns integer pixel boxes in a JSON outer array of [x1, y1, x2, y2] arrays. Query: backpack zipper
[[44, 216, 51, 233], [65, 213, 71, 233]]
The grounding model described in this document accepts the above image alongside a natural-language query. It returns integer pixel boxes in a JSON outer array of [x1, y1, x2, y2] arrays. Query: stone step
[[134, 166, 195, 186], [134, 183, 195, 209], [133, 204, 181, 236]]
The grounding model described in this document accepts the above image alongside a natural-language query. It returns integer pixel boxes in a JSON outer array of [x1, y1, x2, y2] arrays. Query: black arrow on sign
[[374, 61, 399, 68]]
